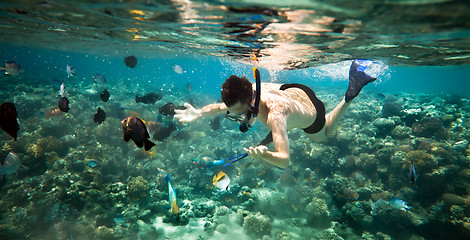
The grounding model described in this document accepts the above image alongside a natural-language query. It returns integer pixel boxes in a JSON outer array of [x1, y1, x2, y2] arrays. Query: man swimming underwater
[[175, 60, 376, 169]]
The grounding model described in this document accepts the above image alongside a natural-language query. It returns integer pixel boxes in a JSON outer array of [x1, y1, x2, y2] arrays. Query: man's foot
[[345, 60, 377, 103]]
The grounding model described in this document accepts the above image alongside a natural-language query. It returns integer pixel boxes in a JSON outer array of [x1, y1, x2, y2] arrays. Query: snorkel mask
[[225, 67, 261, 132]]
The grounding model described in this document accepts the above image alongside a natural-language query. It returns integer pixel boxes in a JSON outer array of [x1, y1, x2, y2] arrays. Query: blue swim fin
[[345, 60, 377, 103]]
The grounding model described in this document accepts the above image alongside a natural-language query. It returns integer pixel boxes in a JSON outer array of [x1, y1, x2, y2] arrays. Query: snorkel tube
[[239, 67, 261, 132]]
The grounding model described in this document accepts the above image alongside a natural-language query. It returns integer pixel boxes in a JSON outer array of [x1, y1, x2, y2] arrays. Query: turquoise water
[[1, 1, 470, 240]]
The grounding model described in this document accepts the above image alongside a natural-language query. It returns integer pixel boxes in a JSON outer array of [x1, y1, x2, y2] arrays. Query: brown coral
[[407, 150, 438, 173]]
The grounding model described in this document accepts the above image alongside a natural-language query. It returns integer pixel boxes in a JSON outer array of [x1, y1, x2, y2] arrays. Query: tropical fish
[[114, 104, 140, 120], [118, 108, 139, 120], [213, 171, 230, 191], [87, 160, 98, 168], [59, 82, 67, 97], [193, 156, 224, 169], [124, 55, 137, 68], [375, 93, 386, 101], [100, 89, 110, 102], [122, 117, 156, 151], [51, 78, 63, 90], [389, 197, 411, 212], [66, 64, 75, 78], [135, 93, 162, 104], [113, 215, 125, 225], [1, 152, 21, 180], [0, 102, 20, 140], [60, 134, 77, 146], [45, 107, 65, 119], [159, 102, 185, 117], [410, 158, 418, 185], [58, 97, 70, 112], [172, 64, 184, 74], [152, 122, 176, 142], [145, 121, 160, 132], [92, 73, 106, 84], [165, 173, 180, 218], [1, 61, 21, 76], [94, 107, 106, 124], [186, 81, 192, 91], [209, 116, 222, 130], [135, 149, 157, 160], [159, 102, 177, 116]]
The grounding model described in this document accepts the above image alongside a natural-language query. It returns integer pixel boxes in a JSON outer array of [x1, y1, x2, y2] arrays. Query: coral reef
[[373, 118, 396, 136], [391, 125, 412, 139], [0, 69, 469, 240], [127, 176, 149, 201], [342, 187, 359, 201], [412, 117, 448, 139], [382, 102, 402, 118], [242, 212, 272, 237], [305, 197, 331, 229]]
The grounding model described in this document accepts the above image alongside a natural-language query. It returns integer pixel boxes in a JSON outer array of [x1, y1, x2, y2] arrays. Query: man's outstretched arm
[[175, 102, 227, 123]]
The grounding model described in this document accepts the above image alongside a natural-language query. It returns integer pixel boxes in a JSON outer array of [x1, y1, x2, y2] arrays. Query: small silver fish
[[172, 64, 184, 74], [1, 152, 21, 180], [389, 197, 411, 212], [1, 61, 21, 76], [92, 73, 107, 84], [66, 64, 75, 78]]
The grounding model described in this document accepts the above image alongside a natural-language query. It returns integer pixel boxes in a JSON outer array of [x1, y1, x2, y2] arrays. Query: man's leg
[[320, 60, 376, 138], [325, 98, 351, 137]]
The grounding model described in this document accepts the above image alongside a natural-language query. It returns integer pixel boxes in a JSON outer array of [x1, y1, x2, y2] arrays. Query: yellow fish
[[213, 171, 230, 191]]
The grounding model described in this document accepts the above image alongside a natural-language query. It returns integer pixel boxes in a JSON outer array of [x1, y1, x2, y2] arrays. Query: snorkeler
[[175, 60, 376, 169]]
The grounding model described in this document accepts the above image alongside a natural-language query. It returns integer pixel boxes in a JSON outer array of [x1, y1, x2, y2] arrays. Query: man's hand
[[174, 103, 201, 123], [244, 145, 268, 159]]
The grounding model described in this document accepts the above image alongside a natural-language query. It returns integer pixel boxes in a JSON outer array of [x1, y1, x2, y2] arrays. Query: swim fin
[[345, 60, 377, 103]]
